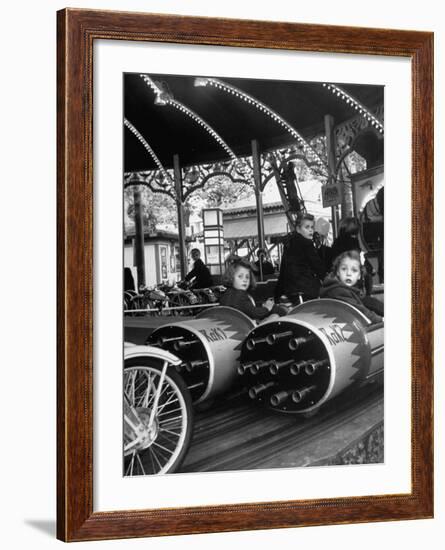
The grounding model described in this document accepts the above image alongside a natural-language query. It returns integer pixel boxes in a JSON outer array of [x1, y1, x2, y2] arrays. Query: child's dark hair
[[222, 255, 256, 290], [295, 211, 315, 228], [338, 216, 359, 237], [332, 250, 364, 281]]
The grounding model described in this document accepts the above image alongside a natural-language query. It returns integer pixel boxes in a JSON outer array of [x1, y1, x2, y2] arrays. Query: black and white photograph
[[1, 0, 441, 546], [122, 73, 385, 476]]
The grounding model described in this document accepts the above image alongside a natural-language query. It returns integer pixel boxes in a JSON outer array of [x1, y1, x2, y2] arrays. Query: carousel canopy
[[124, 73, 383, 172]]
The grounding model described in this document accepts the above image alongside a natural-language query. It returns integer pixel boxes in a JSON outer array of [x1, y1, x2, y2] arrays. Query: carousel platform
[[179, 382, 383, 473], [124, 315, 194, 344], [124, 300, 384, 472]]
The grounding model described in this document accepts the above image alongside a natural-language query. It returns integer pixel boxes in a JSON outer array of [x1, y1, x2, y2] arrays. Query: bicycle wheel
[[124, 290, 138, 315], [123, 357, 193, 475]]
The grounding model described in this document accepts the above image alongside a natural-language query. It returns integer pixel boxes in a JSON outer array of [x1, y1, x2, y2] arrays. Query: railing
[[124, 303, 219, 315]]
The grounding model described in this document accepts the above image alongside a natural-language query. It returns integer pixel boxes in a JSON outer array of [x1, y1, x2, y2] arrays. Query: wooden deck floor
[[179, 382, 383, 473]]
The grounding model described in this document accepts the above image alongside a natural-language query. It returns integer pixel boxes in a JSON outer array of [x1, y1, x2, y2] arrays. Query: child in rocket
[[320, 250, 383, 324], [220, 256, 287, 321]]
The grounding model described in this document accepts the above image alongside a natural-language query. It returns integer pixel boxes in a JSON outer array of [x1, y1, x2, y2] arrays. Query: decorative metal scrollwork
[[123, 170, 177, 200], [335, 105, 384, 156]]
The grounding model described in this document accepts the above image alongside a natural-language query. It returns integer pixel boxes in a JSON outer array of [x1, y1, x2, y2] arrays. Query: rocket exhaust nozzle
[[248, 382, 277, 399], [269, 359, 294, 375], [156, 335, 184, 346], [173, 338, 199, 351], [246, 336, 268, 351], [289, 360, 309, 376], [185, 359, 209, 372], [304, 359, 329, 376], [270, 390, 293, 407], [288, 335, 314, 351], [249, 360, 271, 375], [266, 330, 293, 345], [292, 385, 317, 403], [237, 362, 256, 375]]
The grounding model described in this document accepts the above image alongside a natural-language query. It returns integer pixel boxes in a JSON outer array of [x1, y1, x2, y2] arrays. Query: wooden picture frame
[[57, 8, 434, 542]]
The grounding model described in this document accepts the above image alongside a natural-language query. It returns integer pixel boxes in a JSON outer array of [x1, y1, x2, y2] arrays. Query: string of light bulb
[[123, 118, 174, 186], [322, 83, 384, 134], [194, 77, 328, 176], [140, 74, 251, 180]]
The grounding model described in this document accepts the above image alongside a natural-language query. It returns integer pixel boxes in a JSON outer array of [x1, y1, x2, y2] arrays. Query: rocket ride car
[[141, 298, 383, 416], [146, 306, 255, 404], [237, 298, 384, 414]]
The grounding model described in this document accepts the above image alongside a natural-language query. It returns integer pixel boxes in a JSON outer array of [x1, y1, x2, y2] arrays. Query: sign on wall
[[322, 183, 342, 207]]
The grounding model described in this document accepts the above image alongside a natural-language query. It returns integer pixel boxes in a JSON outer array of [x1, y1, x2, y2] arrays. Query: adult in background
[[274, 212, 326, 304], [254, 248, 275, 276], [184, 248, 213, 289], [330, 216, 361, 266], [313, 230, 332, 276]]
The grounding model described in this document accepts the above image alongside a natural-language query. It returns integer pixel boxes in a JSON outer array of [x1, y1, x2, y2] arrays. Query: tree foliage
[[124, 186, 177, 232], [124, 174, 254, 232], [187, 174, 253, 211]]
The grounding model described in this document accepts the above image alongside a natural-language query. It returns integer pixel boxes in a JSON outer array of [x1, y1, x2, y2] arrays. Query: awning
[[124, 74, 383, 171], [224, 212, 289, 240]]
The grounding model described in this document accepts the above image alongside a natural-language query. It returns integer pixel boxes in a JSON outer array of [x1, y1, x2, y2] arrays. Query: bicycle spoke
[[124, 438, 141, 453], [125, 458, 131, 476], [123, 414, 140, 434], [124, 371, 137, 404], [135, 453, 146, 475], [141, 372, 155, 408], [134, 372, 155, 406], [156, 392, 179, 414], [124, 364, 189, 476], [149, 446, 164, 471], [158, 416, 184, 427], [157, 434, 180, 451], [134, 372, 153, 408], [160, 431, 182, 444], [127, 451, 136, 476], [159, 415, 183, 427], [147, 381, 169, 409], [158, 408, 183, 417], [159, 427, 181, 437], [159, 423, 183, 436], [152, 440, 175, 456]]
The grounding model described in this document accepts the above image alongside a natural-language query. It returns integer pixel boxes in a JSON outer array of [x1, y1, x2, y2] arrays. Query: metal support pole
[[174, 154, 187, 279], [133, 185, 146, 288], [324, 114, 339, 238], [252, 139, 265, 281]]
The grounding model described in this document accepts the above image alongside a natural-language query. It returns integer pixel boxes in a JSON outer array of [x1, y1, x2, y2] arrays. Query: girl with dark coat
[[320, 250, 383, 324], [274, 213, 326, 303], [220, 257, 287, 321]]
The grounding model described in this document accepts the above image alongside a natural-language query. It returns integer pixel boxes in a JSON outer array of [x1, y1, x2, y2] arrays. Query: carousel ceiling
[[124, 73, 383, 173]]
